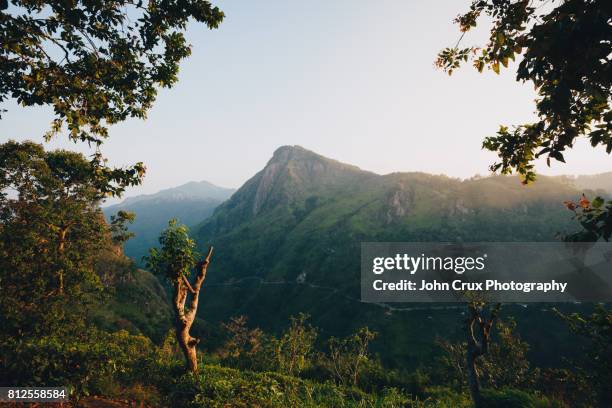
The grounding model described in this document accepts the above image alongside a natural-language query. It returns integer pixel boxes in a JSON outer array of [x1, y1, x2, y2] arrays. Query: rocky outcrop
[[385, 184, 414, 223]]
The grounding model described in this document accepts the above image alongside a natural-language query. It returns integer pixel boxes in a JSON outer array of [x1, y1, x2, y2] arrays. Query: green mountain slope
[[92, 267, 173, 343], [104, 181, 235, 263], [193, 146, 585, 367]]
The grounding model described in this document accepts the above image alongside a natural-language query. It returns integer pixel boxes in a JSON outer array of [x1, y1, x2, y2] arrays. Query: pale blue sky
[[1, 0, 610, 201]]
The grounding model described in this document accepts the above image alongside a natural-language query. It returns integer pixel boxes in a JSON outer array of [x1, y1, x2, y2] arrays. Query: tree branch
[[185, 246, 213, 324], [182, 274, 196, 294]]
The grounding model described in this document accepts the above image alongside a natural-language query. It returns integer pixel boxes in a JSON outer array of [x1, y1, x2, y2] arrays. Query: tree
[[465, 301, 500, 408], [437, 318, 534, 393], [555, 305, 612, 407], [436, 0, 611, 184], [1, 0, 224, 195], [109, 210, 136, 253], [0, 141, 113, 342], [275, 313, 317, 376], [326, 327, 377, 387], [220, 315, 268, 370], [146, 219, 213, 372]]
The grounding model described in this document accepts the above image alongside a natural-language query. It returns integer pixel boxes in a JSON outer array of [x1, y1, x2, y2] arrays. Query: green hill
[[193, 146, 584, 367], [103, 181, 235, 263]]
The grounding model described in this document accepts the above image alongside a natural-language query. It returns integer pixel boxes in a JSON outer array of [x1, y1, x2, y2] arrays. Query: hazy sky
[[1, 0, 610, 201]]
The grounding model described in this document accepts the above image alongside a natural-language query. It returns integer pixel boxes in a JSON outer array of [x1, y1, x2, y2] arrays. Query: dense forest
[[1, 0, 611, 407]]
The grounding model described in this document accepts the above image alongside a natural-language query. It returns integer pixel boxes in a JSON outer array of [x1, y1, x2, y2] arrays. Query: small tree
[[555, 305, 612, 407], [109, 210, 136, 254], [439, 317, 533, 393], [326, 327, 377, 387], [275, 313, 318, 376], [465, 301, 500, 408], [220, 315, 269, 370], [146, 220, 213, 373]]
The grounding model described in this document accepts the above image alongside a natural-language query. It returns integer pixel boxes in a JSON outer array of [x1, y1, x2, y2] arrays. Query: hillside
[[571, 171, 612, 195], [104, 181, 235, 263], [193, 146, 584, 367]]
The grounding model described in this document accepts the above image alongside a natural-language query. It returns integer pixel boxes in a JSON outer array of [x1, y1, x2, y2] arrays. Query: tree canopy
[[1, 0, 224, 194], [437, 0, 611, 183], [0, 141, 112, 338]]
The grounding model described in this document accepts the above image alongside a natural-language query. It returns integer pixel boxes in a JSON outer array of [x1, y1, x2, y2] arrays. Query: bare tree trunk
[[466, 302, 499, 408], [176, 317, 200, 372], [172, 247, 213, 373], [467, 340, 482, 408]]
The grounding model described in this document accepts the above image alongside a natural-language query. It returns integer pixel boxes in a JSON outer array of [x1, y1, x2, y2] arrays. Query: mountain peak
[[269, 145, 323, 165], [213, 146, 372, 222], [267, 145, 364, 173], [272, 144, 308, 155]]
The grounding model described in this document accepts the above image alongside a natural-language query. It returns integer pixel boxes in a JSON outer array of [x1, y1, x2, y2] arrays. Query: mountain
[[194, 146, 587, 367], [104, 181, 235, 263]]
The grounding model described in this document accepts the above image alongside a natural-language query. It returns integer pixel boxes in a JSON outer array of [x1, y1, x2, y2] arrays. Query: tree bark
[[467, 338, 483, 408], [172, 247, 213, 373], [466, 303, 498, 408]]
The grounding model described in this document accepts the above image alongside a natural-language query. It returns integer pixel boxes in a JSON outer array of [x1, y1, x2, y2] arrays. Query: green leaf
[[592, 197, 604, 209]]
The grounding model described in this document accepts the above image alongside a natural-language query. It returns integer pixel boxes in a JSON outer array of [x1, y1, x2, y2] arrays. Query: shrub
[[322, 327, 377, 387], [0, 329, 155, 399], [168, 364, 413, 408], [274, 313, 318, 376], [481, 388, 566, 408]]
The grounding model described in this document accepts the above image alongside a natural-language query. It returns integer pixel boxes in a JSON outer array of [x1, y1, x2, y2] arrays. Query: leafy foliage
[[323, 327, 377, 387], [1, 329, 155, 398], [109, 210, 135, 248], [146, 219, 199, 282], [480, 388, 565, 408], [0, 141, 111, 339], [437, 0, 611, 183], [438, 318, 535, 391], [275, 313, 318, 376], [562, 194, 612, 241], [1, 0, 224, 195], [168, 364, 414, 408], [220, 315, 272, 371], [554, 305, 612, 407]]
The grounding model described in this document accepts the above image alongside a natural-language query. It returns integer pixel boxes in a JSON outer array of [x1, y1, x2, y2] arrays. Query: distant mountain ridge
[[571, 171, 612, 195], [104, 180, 235, 263], [116, 180, 234, 206]]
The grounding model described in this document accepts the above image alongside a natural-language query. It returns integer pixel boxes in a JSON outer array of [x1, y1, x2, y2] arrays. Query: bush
[[168, 364, 413, 408], [481, 388, 567, 408], [0, 329, 156, 399], [358, 359, 428, 398], [421, 387, 472, 408]]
